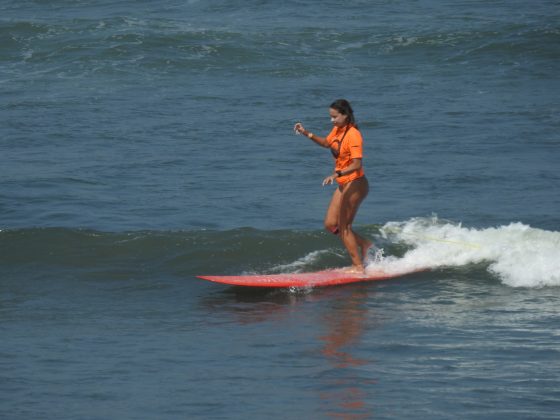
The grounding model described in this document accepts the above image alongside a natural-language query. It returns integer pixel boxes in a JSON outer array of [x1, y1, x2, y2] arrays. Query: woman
[[294, 99, 372, 272]]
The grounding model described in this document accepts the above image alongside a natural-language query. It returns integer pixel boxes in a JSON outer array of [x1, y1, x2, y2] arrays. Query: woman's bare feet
[[340, 265, 366, 274]]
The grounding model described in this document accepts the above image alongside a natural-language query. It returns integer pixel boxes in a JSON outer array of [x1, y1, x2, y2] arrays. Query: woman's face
[[329, 108, 348, 128]]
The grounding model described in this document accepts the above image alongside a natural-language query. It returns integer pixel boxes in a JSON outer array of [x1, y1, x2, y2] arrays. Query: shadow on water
[[200, 283, 382, 418], [317, 287, 378, 420]]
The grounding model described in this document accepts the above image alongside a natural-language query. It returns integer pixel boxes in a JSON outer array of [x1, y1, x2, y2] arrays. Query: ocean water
[[1, 0, 560, 419]]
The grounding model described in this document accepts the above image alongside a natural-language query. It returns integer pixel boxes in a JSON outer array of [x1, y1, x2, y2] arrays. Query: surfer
[[294, 99, 372, 273]]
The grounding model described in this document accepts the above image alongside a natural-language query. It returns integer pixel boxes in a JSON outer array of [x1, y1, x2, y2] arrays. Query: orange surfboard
[[197, 268, 421, 288]]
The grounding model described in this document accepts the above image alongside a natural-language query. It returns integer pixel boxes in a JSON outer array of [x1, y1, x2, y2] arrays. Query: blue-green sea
[[1, 1, 559, 418]]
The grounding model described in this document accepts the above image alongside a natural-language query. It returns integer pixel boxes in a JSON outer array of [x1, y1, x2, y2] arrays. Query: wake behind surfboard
[[197, 268, 421, 288]]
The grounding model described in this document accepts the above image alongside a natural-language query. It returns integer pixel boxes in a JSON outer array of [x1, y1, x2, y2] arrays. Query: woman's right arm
[[294, 122, 329, 148]]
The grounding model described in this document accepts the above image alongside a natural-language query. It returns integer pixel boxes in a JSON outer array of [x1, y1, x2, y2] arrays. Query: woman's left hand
[[322, 174, 338, 186]]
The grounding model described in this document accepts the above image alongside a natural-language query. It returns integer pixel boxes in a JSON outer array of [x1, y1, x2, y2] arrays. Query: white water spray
[[365, 217, 560, 288]]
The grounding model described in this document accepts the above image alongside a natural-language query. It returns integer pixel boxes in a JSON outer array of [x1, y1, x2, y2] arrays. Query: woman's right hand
[[293, 122, 305, 135]]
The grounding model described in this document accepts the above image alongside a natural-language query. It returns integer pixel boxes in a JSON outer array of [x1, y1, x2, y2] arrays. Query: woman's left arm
[[322, 158, 362, 186]]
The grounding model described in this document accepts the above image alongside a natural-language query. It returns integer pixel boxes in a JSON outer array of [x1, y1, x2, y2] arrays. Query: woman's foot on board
[[340, 265, 366, 274]]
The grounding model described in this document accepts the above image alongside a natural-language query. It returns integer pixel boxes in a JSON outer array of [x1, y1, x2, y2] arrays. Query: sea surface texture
[[1, 0, 559, 419]]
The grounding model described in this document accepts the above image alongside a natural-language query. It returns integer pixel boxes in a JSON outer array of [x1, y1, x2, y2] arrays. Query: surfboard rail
[[197, 268, 422, 288]]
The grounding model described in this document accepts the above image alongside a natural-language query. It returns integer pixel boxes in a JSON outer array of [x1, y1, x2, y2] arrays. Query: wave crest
[[376, 217, 560, 288]]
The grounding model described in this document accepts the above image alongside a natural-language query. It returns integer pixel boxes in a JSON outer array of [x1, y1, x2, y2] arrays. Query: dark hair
[[330, 99, 357, 128]]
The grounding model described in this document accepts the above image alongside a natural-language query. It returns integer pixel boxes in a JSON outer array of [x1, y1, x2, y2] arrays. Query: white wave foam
[[269, 249, 342, 274], [366, 217, 560, 288]]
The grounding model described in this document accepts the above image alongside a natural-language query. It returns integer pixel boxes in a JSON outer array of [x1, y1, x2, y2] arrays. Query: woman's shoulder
[[347, 125, 363, 140]]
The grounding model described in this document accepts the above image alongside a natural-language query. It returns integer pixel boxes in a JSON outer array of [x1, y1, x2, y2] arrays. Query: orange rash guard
[[326, 124, 365, 185]]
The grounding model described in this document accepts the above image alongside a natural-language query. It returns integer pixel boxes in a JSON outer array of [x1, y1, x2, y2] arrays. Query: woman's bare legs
[[324, 177, 371, 271]]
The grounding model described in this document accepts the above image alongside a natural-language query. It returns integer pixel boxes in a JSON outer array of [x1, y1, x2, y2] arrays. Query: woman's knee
[[324, 220, 339, 235]]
